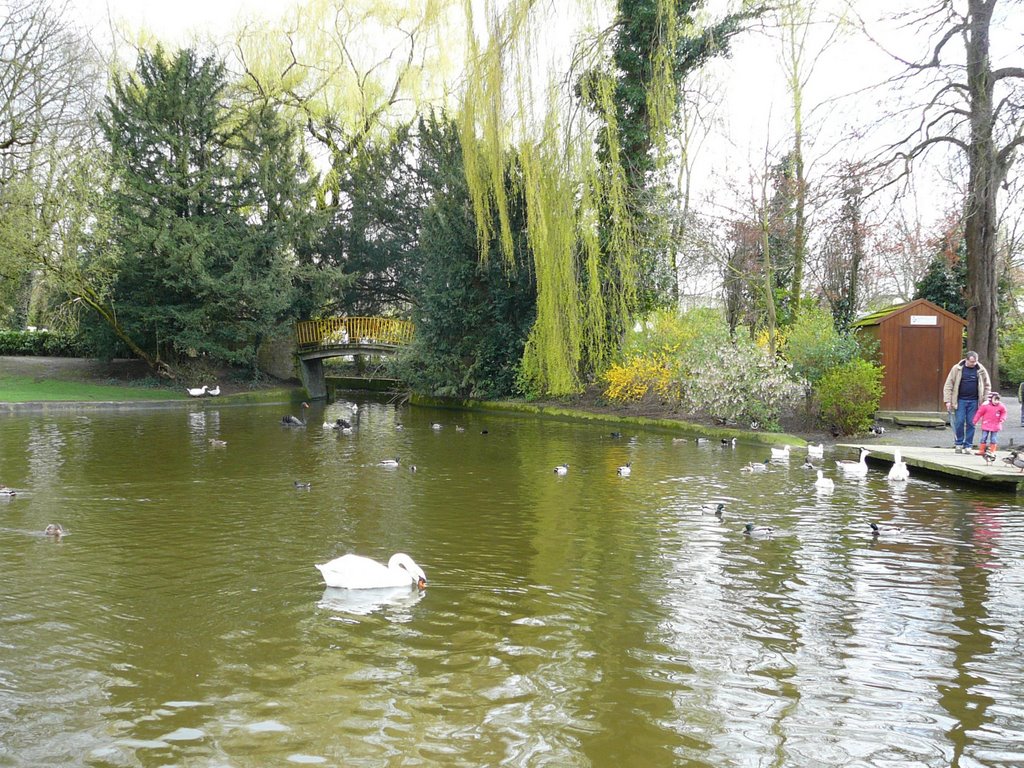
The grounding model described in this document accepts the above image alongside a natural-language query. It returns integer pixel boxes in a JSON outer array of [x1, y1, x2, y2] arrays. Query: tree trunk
[[77, 291, 175, 379], [963, 0, 1001, 388]]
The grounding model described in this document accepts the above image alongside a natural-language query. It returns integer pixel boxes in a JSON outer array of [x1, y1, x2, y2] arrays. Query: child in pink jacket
[[972, 392, 1007, 458]]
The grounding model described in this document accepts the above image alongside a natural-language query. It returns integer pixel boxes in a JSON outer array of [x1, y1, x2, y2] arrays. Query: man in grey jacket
[[943, 351, 992, 453]]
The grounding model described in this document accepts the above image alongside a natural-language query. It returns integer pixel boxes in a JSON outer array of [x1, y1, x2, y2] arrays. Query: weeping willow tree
[[231, 0, 459, 206], [457, 0, 759, 396]]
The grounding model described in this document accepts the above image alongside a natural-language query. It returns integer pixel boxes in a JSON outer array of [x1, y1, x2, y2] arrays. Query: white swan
[[887, 449, 910, 482], [207, 385, 220, 396], [836, 447, 870, 477], [807, 443, 824, 459], [316, 553, 427, 590], [770, 444, 791, 460], [186, 385, 208, 397], [814, 470, 834, 492]]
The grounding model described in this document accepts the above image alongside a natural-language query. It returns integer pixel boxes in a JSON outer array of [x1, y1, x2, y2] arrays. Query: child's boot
[[977, 442, 988, 456]]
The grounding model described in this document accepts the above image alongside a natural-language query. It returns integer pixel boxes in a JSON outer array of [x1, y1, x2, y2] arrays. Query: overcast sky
[[70, 0, 1021, 237]]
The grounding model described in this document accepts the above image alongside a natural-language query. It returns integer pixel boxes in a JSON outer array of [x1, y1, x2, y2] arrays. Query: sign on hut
[[852, 298, 966, 414]]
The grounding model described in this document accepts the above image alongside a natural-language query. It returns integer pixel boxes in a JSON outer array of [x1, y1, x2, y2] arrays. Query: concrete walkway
[[865, 396, 1024, 449], [837, 396, 1024, 491]]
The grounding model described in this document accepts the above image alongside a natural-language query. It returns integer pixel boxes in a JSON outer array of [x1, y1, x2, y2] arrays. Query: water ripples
[[3, 405, 1024, 765]]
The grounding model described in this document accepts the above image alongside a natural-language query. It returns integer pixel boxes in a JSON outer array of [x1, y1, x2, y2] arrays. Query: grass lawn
[[0, 376, 182, 403]]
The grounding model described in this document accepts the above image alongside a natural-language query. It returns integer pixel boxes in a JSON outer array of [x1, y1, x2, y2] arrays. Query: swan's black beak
[[417, 577, 427, 590]]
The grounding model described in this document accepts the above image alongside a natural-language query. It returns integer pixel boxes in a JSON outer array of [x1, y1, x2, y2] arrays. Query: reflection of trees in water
[[940, 504, 1000, 765]]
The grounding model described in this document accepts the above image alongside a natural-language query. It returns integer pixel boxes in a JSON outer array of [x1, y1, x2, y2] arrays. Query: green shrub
[[620, 306, 731, 362], [999, 323, 1024, 389], [784, 306, 862, 385], [816, 359, 884, 435], [0, 329, 94, 357]]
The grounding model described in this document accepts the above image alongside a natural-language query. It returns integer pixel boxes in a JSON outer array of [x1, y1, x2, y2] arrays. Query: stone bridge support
[[298, 357, 327, 400]]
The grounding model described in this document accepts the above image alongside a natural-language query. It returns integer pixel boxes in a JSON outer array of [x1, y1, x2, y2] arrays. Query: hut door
[[899, 325, 943, 410]]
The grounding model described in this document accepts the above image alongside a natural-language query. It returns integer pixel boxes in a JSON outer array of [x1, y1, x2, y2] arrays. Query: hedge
[[0, 330, 96, 357]]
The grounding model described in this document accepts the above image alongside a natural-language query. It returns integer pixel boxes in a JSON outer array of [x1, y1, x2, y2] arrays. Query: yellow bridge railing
[[295, 316, 414, 350]]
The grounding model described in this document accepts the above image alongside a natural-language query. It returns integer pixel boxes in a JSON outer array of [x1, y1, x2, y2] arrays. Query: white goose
[[316, 553, 427, 590], [770, 444, 791, 461], [186, 385, 208, 397], [887, 449, 910, 482], [806, 443, 824, 459], [836, 447, 870, 477], [814, 470, 834, 492]]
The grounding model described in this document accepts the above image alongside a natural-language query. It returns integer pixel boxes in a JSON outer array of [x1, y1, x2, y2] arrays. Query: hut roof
[[852, 298, 965, 328]]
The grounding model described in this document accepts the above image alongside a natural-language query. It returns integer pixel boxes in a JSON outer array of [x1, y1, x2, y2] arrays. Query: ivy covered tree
[[914, 251, 967, 318], [101, 46, 333, 374]]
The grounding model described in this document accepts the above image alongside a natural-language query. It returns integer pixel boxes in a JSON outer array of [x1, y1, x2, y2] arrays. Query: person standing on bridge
[[943, 351, 991, 454]]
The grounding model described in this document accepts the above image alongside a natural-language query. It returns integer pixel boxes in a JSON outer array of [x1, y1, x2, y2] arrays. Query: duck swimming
[[554, 464, 569, 475], [806, 443, 824, 459], [770, 444, 791, 461], [378, 458, 400, 468], [316, 552, 427, 590], [701, 502, 725, 517], [617, 462, 632, 476], [869, 522, 904, 537], [44, 524, 64, 538], [740, 460, 770, 473], [744, 523, 774, 539], [0, 486, 16, 497]]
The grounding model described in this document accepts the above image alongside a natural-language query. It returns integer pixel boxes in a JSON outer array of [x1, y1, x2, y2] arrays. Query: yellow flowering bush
[[602, 354, 676, 404]]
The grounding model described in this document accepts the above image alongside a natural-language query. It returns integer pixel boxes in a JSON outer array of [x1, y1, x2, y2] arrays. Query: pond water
[[1, 398, 1023, 767]]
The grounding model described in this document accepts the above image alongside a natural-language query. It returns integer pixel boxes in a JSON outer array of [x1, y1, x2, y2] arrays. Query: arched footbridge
[[294, 317, 414, 399]]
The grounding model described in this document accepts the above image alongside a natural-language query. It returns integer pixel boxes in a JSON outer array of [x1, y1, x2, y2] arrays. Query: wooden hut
[[852, 299, 966, 413]]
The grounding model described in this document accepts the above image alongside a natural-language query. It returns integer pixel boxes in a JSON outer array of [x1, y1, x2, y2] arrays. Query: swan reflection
[[318, 586, 425, 616]]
